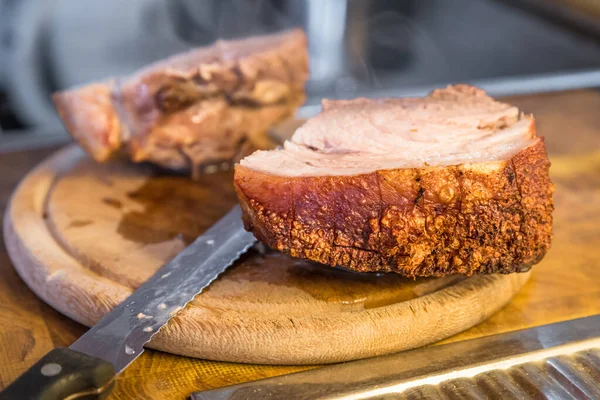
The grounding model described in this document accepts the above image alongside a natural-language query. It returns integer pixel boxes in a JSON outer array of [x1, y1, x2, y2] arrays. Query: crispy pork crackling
[[234, 85, 554, 277], [53, 29, 308, 173]]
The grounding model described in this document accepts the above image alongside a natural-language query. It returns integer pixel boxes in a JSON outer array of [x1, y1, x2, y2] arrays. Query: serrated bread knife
[[0, 206, 256, 400]]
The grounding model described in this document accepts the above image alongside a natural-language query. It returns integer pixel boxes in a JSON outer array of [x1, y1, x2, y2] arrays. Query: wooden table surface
[[1, 90, 600, 399]]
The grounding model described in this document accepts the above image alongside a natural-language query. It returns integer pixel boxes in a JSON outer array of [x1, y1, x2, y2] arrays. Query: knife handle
[[0, 347, 115, 400]]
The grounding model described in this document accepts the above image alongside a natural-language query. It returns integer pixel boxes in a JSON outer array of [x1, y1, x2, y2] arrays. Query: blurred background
[[0, 0, 599, 150]]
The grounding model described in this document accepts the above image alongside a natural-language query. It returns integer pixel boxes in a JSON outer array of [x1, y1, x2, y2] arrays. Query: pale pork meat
[[235, 85, 554, 277], [53, 29, 308, 174]]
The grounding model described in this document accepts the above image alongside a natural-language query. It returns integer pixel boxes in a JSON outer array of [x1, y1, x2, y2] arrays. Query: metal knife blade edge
[[69, 205, 257, 373]]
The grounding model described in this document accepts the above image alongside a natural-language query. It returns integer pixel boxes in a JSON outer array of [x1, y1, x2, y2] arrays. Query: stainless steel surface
[[0, 128, 70, 153], [498, 0, 600, 40], [70, 206, 257, 373], [0, 0, 61, 127], [191, 315, 600, 399], [304, 0, 349, 84]]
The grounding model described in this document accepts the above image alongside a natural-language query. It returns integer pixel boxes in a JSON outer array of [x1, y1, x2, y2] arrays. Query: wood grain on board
[[4, 144, 531, 365], [1, 90, 599, 399]]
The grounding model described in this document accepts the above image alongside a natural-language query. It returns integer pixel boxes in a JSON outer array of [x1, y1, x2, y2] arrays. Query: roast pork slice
[[53, 29, 308, 173], [234, 85, 554, 277]]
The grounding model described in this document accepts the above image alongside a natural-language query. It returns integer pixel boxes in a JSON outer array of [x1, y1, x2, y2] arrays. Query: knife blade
[[0, 205, 256, 400], [190, 316, 600, 400]]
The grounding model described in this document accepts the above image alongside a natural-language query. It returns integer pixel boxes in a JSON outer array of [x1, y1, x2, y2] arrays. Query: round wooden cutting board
[[4, 145, 531, 365]]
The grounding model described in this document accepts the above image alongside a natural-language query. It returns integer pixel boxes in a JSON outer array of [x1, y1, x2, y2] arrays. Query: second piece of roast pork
[[234, 85, 554, 277], [53, 29, 308, 174]]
